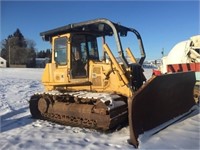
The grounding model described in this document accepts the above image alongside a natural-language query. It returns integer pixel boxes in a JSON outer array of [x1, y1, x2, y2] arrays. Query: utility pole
[[9, 45, 11, 67], [8, 38, 12, 67], [161, 48, 164, 57]]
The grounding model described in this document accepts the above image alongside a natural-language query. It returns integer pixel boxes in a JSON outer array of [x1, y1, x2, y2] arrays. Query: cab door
[[70, 34, 88, 78], [70, 34, 99, 80], [69, 34, 93, 87], [52, 35, 69, 83], [67, 33, 101, 89]]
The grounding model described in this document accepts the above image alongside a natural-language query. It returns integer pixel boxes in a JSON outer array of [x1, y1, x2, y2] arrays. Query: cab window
[[87, 36, 99, 60], [54, 37, 67, 65]]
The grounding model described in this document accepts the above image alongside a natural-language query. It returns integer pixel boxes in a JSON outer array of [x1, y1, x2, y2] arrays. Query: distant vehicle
[[153, 35, 200, 103]]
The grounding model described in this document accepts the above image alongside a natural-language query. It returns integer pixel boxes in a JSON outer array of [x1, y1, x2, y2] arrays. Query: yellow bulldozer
[[29, 18, 196, 148]]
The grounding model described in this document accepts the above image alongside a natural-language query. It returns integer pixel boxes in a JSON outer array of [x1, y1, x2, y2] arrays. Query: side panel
[[128, 72, 196, 147], [89, 60, 132, 97], [167, 62, 200, 72]]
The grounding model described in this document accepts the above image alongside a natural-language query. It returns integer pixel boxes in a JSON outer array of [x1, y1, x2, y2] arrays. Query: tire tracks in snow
[[0, 77, 44, 132], [0, 78, 43, 112]]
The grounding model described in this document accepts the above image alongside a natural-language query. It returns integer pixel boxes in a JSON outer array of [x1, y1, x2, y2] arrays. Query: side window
[[54, 37, 67, 65], [87, 36, 99, 60]]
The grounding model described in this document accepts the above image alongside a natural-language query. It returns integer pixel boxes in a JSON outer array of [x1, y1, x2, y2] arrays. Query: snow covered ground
[[0, 68, 199, 150]]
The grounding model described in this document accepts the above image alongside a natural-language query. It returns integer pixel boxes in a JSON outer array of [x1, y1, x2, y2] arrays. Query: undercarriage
[[29, 91, 128, 130]]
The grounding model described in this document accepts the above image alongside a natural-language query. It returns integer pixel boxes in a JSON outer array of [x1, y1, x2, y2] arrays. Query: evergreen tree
[[37, 49, 51, 59], [13, 28, 27, 47]]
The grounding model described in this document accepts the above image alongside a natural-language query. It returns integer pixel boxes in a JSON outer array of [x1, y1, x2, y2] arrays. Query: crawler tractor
[[29, 18, 196, 147]]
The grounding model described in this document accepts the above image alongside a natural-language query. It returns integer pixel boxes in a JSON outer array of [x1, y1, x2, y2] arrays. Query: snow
[[0, 68, 199, 150]]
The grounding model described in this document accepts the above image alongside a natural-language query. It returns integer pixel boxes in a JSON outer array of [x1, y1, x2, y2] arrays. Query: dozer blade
[[128, 71, 196, 148]]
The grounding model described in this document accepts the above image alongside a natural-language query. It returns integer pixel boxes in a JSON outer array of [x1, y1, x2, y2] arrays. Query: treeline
[[37, 49, 51, 58], [1, 28, 51, 67]]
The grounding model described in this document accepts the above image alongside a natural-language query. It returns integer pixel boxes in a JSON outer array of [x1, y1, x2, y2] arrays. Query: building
[[0, 57, 7, 68], [35, 57, 50, 68]]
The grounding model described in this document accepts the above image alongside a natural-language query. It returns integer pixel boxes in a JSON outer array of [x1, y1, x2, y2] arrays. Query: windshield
[[54, 37, 67, 65]]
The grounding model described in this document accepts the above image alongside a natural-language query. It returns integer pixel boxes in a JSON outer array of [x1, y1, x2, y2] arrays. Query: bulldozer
[[29, 18, 196, 148]]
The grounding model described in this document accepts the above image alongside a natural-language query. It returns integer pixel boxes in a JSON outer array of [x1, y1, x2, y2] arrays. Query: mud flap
[[128, 72, 196, 148]]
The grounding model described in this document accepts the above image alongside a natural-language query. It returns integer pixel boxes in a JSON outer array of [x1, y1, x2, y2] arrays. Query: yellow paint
[[126, 47, 137, 63], [42, 33, 134, 97]]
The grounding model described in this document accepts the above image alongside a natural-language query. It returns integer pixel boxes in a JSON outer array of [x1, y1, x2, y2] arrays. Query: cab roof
[[40, 18, 132, 41]]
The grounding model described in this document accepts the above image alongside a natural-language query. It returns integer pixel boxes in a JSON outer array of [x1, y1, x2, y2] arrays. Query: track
[[29, 91, 128, 131]]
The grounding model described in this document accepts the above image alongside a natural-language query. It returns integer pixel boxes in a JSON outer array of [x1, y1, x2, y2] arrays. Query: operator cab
[[41, 18, 146, 89], [53, 33, 100, 80]]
